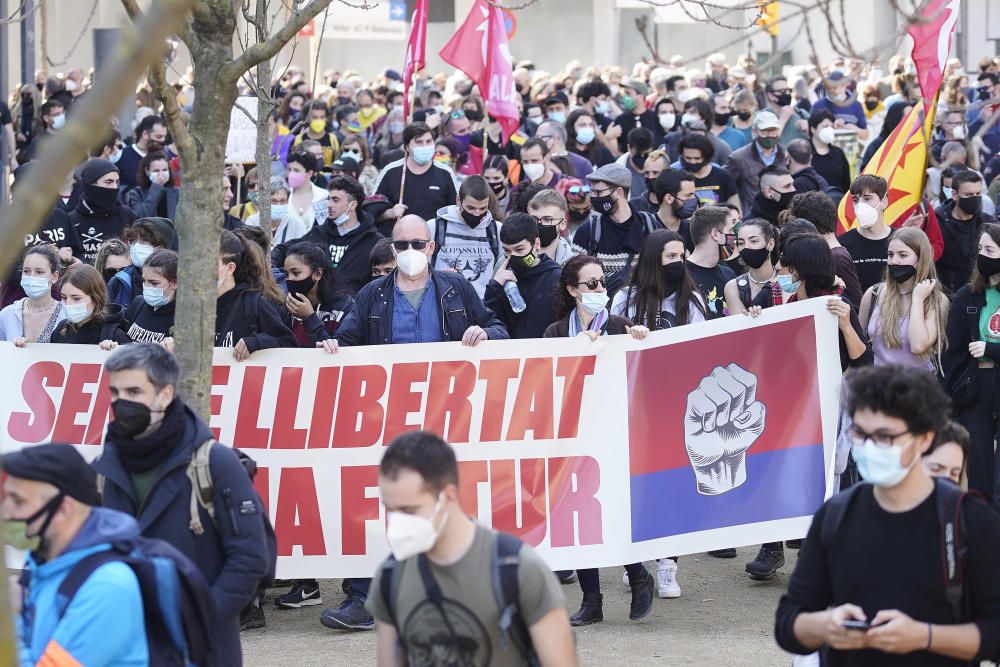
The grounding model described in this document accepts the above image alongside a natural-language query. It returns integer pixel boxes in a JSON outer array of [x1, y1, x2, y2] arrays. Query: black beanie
[[79, 159, 119, 186]]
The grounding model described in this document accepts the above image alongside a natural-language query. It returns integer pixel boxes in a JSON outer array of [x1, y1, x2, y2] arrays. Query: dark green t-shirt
[[367, 523, 564, 667]]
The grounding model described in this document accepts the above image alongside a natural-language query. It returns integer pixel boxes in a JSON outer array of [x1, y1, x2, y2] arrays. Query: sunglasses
[[567, 185, 592, 195], [449, 110, 466, 119], [576, 277, 607, 290], [392, 240, 430, 251]]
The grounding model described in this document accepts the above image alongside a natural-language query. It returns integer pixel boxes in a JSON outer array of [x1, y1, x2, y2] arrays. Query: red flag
[[439, 0, 520, 143], [907, 0, 960, 101], [402, 0, 428, 121]]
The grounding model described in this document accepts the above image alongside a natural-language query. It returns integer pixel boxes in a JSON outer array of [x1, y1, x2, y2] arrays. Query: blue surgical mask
[[50, 113, 66, 130], [20, 276, 50, 299], [576, 127, 596, 145], [412, 145, 436, 165], [851, 439, 916, 487], [776, 273, 800, 293], [64, 302, 92, 324], [270, 203, 288, 221], [579, 291, 609, 314], [110, 148, 123, 164], [143, 286, 172, 308], [548, 111, 567, 124], [333, 211, 351, 226], [388, 121, 405, 135], [129, 242, 155, 268], [595, 101, 610, 116]]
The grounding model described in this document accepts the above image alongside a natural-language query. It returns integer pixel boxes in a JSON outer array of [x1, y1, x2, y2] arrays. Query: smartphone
[[841, 619, 871, 631]]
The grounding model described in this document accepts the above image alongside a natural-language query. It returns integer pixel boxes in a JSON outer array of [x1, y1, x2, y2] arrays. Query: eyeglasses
[[576, 277, 607, 290], [848, 425, 913, 448], [533, 215, 564, 226], [392, 240, 430, 251], [591, 187, 615, 198]]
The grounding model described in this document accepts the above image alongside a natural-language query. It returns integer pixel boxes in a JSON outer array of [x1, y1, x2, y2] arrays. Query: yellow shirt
[[357, 106, 387, 131]]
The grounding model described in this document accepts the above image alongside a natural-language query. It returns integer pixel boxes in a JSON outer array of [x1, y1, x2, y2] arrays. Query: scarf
[[568, 308, 609, 338], [107, 398, 186, 473]]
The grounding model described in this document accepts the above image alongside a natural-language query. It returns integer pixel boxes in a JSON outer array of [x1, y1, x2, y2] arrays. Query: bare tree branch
[[228, 0, 336, 78]]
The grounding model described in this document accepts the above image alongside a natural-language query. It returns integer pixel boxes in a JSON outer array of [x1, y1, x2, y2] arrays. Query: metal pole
[[20, 0, 36, 88], [0, 0, 8, 207]]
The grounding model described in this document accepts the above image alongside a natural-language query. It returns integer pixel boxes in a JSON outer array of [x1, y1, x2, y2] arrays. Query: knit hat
[[135, 217, 176, 248], [79, 159, 119, 186]]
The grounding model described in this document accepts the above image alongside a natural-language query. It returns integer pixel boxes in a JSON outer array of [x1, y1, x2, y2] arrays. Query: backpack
[[53, 535, 218, 667], [379, 531, 538, 666], [186, 440, 278, 588], [431, 215, 501, 268], [217, 289, 261, 342], [586, 210, 661, 296], [820, 478, 978, 622]]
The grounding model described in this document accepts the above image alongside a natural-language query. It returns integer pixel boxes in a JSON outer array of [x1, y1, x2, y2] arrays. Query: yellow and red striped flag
[[836, 100, 935, 234]]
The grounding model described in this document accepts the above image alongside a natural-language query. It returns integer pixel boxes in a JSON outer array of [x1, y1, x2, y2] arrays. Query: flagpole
[[483, 3, 493, 161], [408, 72, 417, 124]]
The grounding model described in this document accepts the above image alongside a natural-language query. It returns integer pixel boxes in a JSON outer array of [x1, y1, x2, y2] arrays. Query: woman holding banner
[[724, 219, 782, 315], [0, 246, 65, 346], [123, 249, 177, 346], [50, 264, 131, 348], [544, 255, 654, 625]]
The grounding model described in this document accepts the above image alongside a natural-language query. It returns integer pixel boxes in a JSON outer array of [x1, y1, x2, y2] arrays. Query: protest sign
[[225, 96, 259, 164], [0, 298, 841, 578]]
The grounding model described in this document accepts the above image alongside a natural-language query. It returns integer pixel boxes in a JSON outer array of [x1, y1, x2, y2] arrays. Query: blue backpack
[[55, 536, 217, 667]]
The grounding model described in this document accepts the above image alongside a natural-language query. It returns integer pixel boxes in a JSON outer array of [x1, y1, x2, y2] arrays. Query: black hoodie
[[936, 200, 996, 294], [271, 212, 383, 296], [124, 295, 176, 343], [51, 304, 132, 345], [215, 283, 296, 351], [748, 192, 787, 226], [67, 199, 138, 264], [484, 254, 563, 339]]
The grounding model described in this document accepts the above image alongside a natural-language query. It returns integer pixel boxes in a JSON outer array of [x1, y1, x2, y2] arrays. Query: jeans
[[577, 563, 645, 594]]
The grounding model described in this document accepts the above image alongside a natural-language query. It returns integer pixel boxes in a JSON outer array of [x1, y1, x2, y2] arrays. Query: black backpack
[[820, 478, 979, 622], [48, 535, 218, 667], [431, 215, 501, 269], [379, 531, 538, 665]]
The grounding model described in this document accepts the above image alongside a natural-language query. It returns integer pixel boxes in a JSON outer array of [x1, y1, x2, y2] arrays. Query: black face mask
[[631, 154, 647, 169], [569, 208, 591, 222], [644, 178, 659, 201], [680, 159, 703, 173], [84, 184, 119, 214], [286, 276, 316, 298], [977, 253, 1000, 278], [590, 194, 615, 215], [489, 181, 506, 196], [110, 398, 157, 438], [461, 209, 486, 228], [661, 261, 684, 284], [865, 99, 879, 111], [103, 267, 121, 282], [958, 195, 982, 216], [464, 109, 483, 122], [20, 492, 65, 561], [740, 247, 771, 270], [771, 91, 792, 107], [509, 252, 538, 276], [736, 111, 752, 121], [888, 264, 917, 283], [537, 223, 559, 247], [713, 112, 732, 126], [774, 190, 795, 210]]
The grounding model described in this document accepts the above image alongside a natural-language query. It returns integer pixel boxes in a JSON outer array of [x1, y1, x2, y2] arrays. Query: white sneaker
[[656, 560, 681, 598], [622, 570, 630, 587]]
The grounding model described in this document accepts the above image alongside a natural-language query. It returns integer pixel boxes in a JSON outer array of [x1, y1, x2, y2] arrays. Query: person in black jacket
[[936, 170, 996, 294], [316, 214, 508, 632], [272, 176, 381, 296], [124, 150, 179, 220], [941, 222, 1000, 507], [109, 216, 176, 309], [280, 241, 354, 348], [484, 213, 562, 338], [92, 343, 271, 665], [50, 264, 131, 347], [67, 159, 138, 264], [216, 230, 296, 358], [124, 249, 177, 345]]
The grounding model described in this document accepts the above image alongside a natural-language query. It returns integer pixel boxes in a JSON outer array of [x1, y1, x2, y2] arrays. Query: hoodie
[[51, 304, 132, 345], [214, 283, 296, 350], [67, 196, 138, 265], [18, 508, 148, 666], [748, 192, 788, 226], [271, 211, 383, 296], [484, 254, 562, 339], [429, 205, 502, 299], [936, 200, 996, 293], [124, 295, 175, 343]]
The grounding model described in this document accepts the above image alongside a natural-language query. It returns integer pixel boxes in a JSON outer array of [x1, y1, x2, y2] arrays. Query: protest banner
[[224, 96, 259, 164], [0, 298, 841, 578]]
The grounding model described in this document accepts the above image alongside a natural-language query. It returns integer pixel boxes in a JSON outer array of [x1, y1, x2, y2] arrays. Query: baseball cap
[[331, 156, 361, 177], [2, 444, 98, 505], [585, 163, 631, 189], [754, 110, 781, 130], [621, 77, 650, 97]]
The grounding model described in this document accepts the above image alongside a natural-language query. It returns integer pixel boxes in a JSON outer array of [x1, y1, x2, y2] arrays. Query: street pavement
[[242, 545, 798, 666]]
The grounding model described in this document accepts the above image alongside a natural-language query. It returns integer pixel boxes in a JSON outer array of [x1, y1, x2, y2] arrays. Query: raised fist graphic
[[684, 363, 766, 495]]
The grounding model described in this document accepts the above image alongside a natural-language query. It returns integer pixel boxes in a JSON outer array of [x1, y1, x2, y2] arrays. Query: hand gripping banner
[[0, 298, 841, 578]]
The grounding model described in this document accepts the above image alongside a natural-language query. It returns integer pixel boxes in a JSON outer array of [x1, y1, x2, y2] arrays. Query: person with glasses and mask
[[556, 178, 593, 233], [776, 365, 1000, 666], [316, 215, 507, 631], [528, 189, 581, 265], [374, 122, 459, 230]]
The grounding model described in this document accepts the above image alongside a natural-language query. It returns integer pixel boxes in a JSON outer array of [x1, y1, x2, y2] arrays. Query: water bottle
[[504, 281, 526, 313]]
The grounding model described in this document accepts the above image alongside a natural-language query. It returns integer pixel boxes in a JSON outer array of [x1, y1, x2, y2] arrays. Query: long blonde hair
[[876, 227, 949, 364]]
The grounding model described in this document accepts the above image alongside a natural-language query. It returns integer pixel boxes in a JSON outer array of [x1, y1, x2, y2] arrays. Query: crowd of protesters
[[2, 47, 1000, 666]]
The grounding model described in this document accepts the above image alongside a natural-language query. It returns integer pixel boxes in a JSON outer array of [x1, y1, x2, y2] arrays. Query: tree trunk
[[253, 0, 272, 244], [173, 42, 239, 419]]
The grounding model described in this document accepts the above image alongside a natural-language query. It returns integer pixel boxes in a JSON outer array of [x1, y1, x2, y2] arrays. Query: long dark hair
[[220, 229, 269, 293], [285, 241, 347, 309], [553, 255, 603, 320], [781, 234, 836, 296], [136, 150, 170, 189], [624, 229, 704, 328], [970, 222, 1000, 294]]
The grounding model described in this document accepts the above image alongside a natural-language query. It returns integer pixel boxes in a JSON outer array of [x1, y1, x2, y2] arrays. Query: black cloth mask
[[107, 398, 184, 473], [740, 247, 771, 270]]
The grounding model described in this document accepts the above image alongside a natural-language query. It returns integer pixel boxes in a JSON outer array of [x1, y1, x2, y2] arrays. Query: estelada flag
[[401, 0, 428, 121], [439, 0, 520, 143], [626, 317, 826, 542], [908, 0, 961, 101], [836, 100, 936, 234]]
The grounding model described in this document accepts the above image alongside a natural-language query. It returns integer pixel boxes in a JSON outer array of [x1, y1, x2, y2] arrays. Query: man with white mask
[[317, 216, 508, 631], [368, 431, 577, 667], [837, 174, 893, 292], [776, 365, 1000, 666]]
